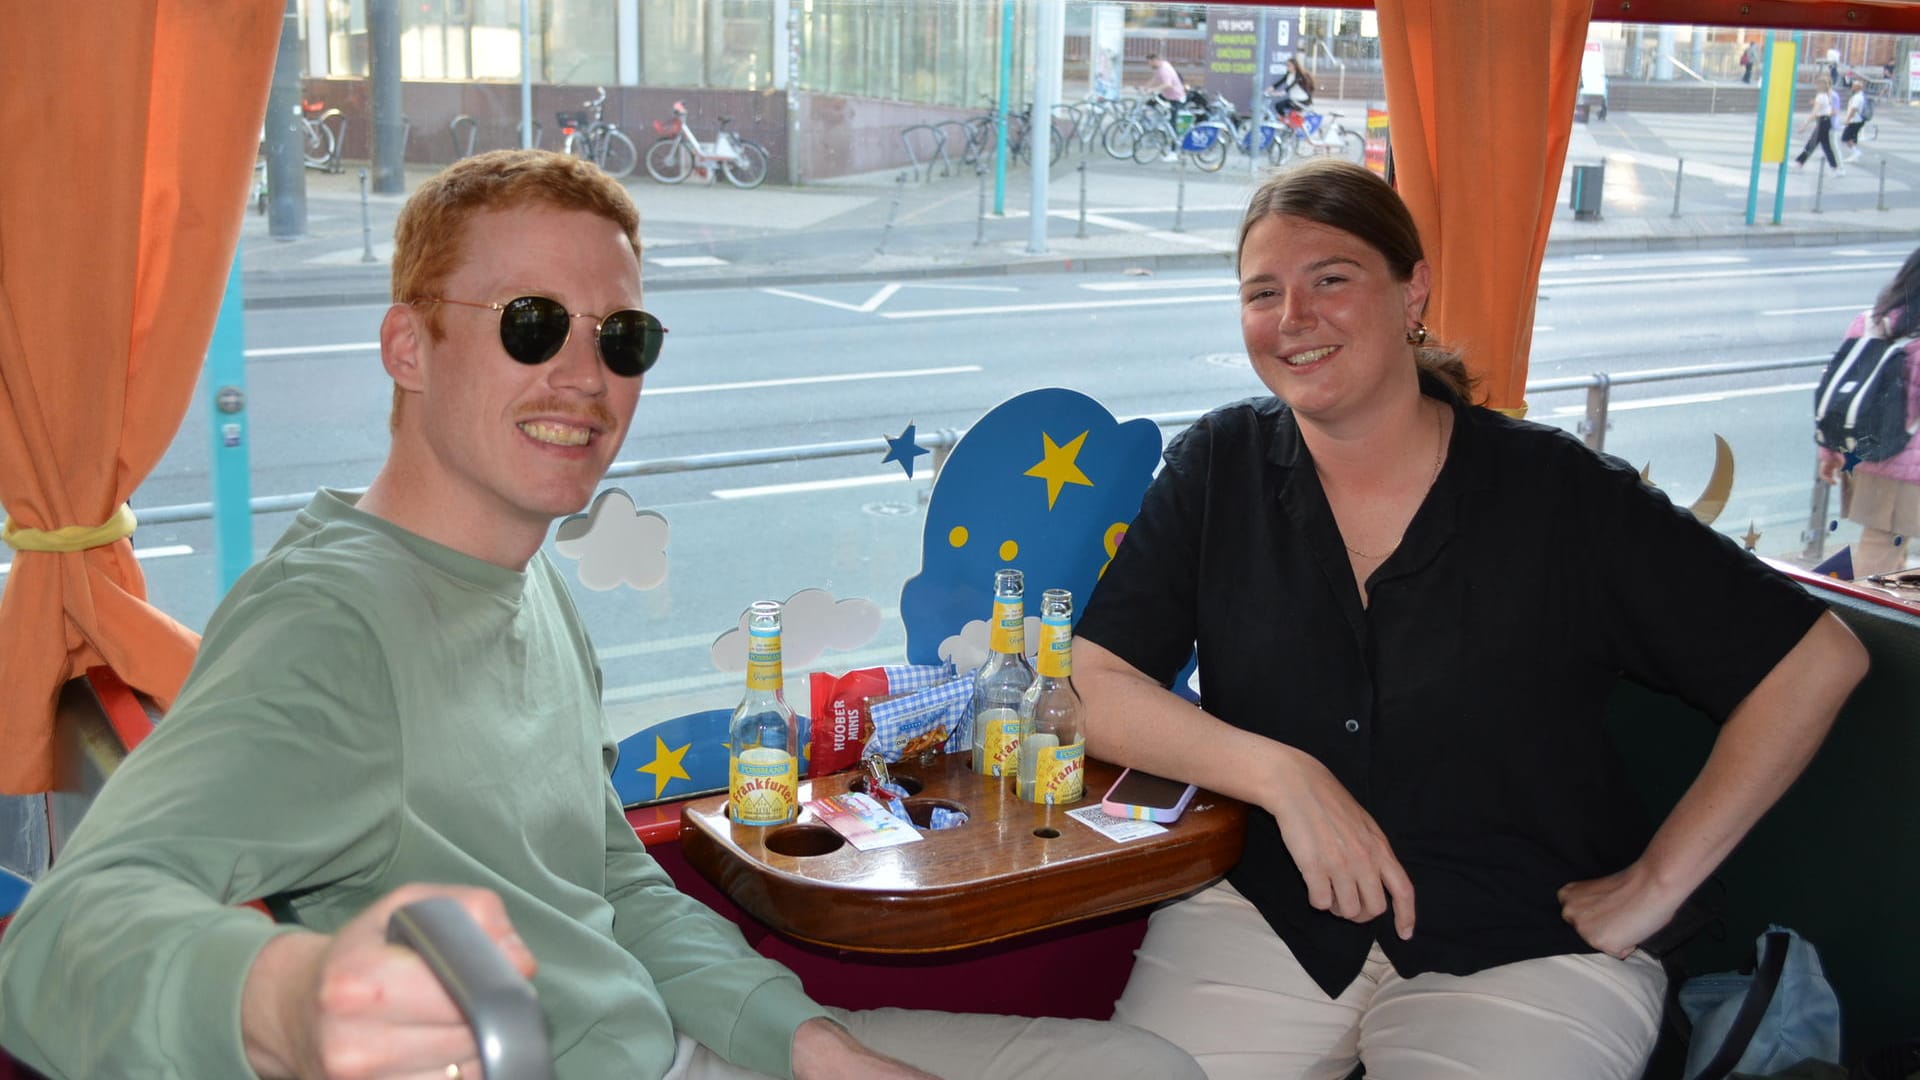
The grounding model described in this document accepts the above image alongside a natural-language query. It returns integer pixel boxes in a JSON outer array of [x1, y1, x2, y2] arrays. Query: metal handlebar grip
[[386, 898, 555, 1080]]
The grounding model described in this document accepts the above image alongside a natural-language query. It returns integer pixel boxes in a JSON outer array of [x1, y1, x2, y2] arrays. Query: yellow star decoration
[[635, 735, 693, 800], [1024, 430, 1095, 509]]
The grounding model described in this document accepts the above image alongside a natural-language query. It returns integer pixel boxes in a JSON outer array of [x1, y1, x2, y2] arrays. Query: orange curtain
[[0, 2, 279, 794], [1375, 0, 1591, 412]]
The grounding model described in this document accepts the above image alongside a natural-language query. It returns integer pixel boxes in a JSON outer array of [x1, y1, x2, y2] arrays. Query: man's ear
[[380, 304, 427, 392]]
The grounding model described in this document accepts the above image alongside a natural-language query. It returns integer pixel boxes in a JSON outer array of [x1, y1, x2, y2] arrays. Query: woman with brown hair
[[1072, 159, 1867, 1079]]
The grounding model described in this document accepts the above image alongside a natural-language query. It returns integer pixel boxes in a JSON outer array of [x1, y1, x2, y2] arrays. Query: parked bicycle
[[1279, 108, 1366, 164], [643, 102, 769, 188], [298, 99, 340, 169], [558, 87, 638, 178]]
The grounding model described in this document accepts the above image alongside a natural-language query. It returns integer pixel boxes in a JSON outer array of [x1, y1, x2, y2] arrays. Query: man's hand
[[1265, 750, 1416, 939], [792, 1017, 941, 1080], [1557, 862, 1685, 960], [241, 883, 536, 1080]]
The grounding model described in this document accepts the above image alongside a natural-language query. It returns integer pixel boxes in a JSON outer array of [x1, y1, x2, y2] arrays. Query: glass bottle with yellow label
[[1018, 588, 1085, 805], [970, 568, 1035, 778], [729, 600, 799, 826]]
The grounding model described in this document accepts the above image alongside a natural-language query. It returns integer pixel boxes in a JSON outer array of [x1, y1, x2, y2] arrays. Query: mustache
[[514, 398, 620, 430]]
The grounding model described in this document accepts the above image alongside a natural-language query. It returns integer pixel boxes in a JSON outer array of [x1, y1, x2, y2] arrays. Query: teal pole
[[1772, 33, 1803, 226], [994, 0, 1012, 214], [1745, 31, 1774, 226], [207, 256, 254, 593]]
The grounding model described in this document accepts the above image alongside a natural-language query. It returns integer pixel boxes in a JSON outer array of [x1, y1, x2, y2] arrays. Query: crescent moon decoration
[[1640, 436, 1735, 527], [1687, 435, 1736, 526]]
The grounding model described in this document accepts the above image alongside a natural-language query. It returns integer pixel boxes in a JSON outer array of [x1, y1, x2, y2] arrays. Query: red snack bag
[[808, 667, 890, 777]]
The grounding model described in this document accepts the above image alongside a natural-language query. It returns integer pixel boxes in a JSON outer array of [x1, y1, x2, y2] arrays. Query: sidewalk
[[239, 101, 1920, 309]]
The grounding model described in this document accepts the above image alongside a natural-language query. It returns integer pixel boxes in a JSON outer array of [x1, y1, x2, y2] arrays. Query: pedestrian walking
[[1839, 78, 1868, 162], [1794, 74, 1842, 175], [1739, 42, 1755, 84]]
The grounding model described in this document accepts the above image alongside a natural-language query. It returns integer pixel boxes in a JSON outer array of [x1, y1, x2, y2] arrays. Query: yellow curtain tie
[[2, 503, 138, 553], [1493, 399, 1529, 420]]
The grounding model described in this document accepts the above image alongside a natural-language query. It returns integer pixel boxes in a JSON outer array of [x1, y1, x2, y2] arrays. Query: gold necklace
[[1342, 403, 1446, 561]]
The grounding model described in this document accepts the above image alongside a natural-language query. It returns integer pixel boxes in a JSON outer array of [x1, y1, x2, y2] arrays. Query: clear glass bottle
[[970, 568, 1035, 778], [728, 601, 799, 826], [1018, 589, 1086, 805]]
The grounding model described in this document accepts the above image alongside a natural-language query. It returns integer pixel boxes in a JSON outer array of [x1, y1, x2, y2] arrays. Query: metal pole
[[369, 0, 405, 194], [1027, 0, 1063, 254], [1075, 157, 1090, 237], [1878, 157, 1890, 211], [1670, 157, 1685, 218], [994, 0, 1012, 215], [1813, 159, 1825, 214], [877, 172, 906, 254], [520, 0, 534, 149], [974, 165, 990, 246], [1804, 466, 1834, 563], [1172, 149, 1188, 233], [266, 0, 306, 239], [360, 169, 378, 263], [1579, 374, 1611, 452]]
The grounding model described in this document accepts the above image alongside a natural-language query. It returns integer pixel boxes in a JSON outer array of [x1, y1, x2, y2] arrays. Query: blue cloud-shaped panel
[[900, 388, 1163, 666]]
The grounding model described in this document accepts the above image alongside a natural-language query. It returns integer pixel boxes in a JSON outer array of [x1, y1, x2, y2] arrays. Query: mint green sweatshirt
[[0, 490, 826, 1078]]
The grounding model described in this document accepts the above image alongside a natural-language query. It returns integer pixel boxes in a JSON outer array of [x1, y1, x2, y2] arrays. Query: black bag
[[1860, 94, 1875, 122], [1813, 317, 1918, 462]]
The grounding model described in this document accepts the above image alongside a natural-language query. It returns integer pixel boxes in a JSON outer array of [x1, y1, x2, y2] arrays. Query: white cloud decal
[[553, 488, 669, 592], [710, 588, 884, 672], [936, 615, 1040, 675]]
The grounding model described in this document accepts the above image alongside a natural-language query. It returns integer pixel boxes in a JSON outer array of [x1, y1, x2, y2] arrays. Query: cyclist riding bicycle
[[1265, 58, 1315, 122]]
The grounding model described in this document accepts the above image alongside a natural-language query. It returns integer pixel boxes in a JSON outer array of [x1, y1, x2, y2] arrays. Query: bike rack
[[316, 108, 346, 174], [898, 124, 952, 182], [450, 114, 478, 159], [516, 119, 544, 151]]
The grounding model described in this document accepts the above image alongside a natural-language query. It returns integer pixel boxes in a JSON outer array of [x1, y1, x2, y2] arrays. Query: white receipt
[[1066, 805, 1169, 842]]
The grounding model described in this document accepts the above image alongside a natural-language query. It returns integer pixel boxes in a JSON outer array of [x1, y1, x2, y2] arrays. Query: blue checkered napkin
[[866, 675, 973, 762], [881, 663, 956, 694]]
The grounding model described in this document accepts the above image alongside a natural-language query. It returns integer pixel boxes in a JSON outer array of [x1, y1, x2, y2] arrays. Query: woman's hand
[[1817, 448, 1845, 485], [1557, 863, 1684, 960], [1264, 750, 1416, 939]]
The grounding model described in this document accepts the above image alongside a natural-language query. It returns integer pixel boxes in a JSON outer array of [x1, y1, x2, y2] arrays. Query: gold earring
[[1405, 321, 1429, 345]]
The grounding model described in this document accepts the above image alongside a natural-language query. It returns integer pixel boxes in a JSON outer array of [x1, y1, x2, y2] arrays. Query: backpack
[[1678, 927, 1842, 1080], [1860, 93, 1875, 122], [1813, 314, 1918, 462]]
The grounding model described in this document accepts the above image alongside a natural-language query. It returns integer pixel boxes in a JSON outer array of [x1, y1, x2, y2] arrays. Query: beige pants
[[663, 1007, 1206, 1080], [1112, 881, 1666, 1080]]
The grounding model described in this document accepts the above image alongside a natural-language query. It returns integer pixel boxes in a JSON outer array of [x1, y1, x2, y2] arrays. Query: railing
[[129, 357, 1825, 528], [1311, 40, 1347, 101]]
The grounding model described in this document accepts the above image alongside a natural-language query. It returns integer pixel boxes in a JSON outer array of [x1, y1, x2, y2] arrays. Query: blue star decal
[[882, 422, 931, 478], [1842, 449, 1865, 474]]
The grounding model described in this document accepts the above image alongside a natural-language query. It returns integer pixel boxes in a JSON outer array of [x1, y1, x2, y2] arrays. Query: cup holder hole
[[848, 774, 924, 797], [1033, 827, 1062, 839], [764, 824, 847, 857], [904, 798, 969, 828]]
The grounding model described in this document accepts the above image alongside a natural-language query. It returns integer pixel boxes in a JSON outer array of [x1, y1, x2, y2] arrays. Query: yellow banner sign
[[1760, 39, 1799, 163]]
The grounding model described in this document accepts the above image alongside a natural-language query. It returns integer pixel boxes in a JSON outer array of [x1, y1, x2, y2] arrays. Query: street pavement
[[239, 96, 1920, 309]]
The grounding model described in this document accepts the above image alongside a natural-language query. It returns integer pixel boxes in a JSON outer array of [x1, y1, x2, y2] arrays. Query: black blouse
[[1076, 379, 1826, 997]]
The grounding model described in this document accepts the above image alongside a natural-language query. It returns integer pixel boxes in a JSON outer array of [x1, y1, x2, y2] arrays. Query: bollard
[[876, 171, 907, 255], [1075, 158, 1090, 238], [1878, 158, 1889, 212], [1172, 148, 1188, 234], [359, 169, 378, 263], [1812, 160, 1825, 215], [1670, 157, 1684, 218], [974, 164, 989, 247]]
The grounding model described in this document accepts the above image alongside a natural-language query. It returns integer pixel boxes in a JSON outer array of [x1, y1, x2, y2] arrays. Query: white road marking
[[648, 365, 980, 396], [245, 342, 379, 357], [1080, 278, 1239, 292], [711, 473, 930, 500], [1, 544, 193, 576], [1761, 304, 1869, 316], [596, 608, 902, 662], [761, 283, 902, 313], [882, 293, 1235, 320], [1542, 254, 1747, 272], [1547, 381, 1817, 416], [1541, 260, 1901, 288], [647, 255, 730, 267]]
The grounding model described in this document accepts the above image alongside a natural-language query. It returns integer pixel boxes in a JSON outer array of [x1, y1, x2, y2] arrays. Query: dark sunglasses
[[416, 295, 666, 377]]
